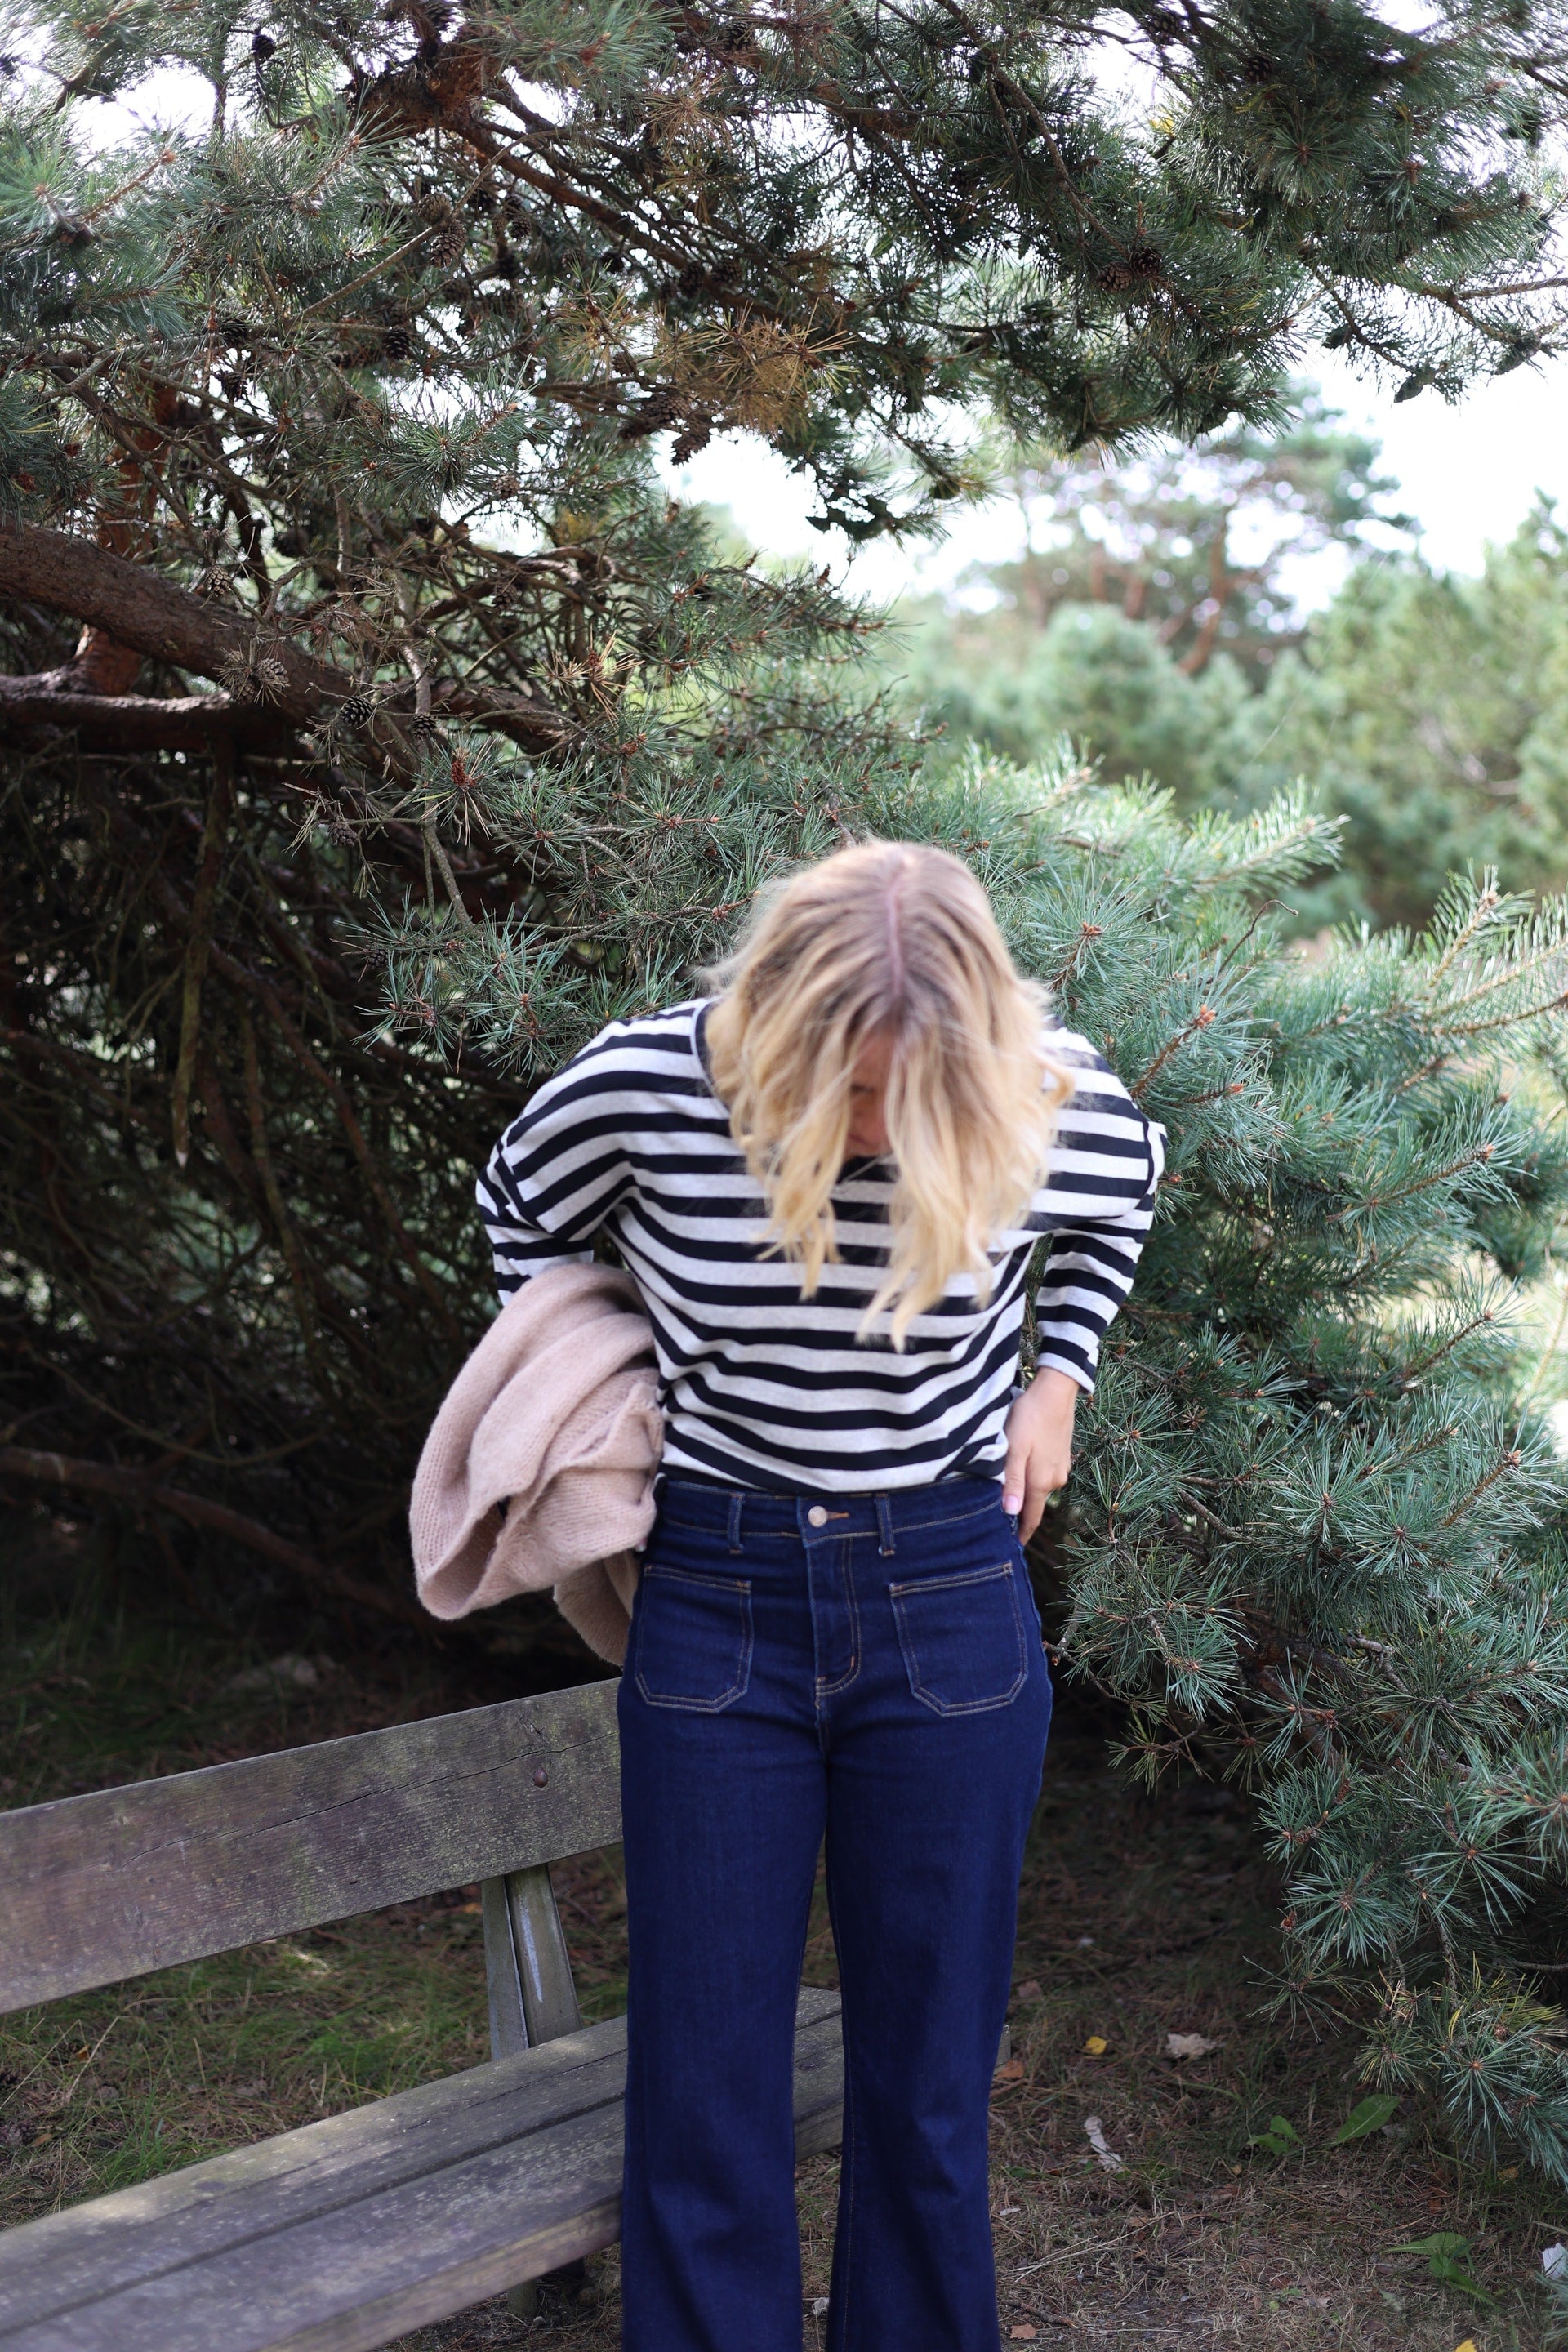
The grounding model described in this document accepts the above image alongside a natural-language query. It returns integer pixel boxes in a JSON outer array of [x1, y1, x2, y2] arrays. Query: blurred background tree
[[888, 430, 1568, 932], [1239, 499, 1568, 929], [918, 389, 1411, 688]]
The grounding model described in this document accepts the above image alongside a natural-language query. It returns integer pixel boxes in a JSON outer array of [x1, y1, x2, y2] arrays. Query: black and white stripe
[[478, 1000, 1164, 1494]]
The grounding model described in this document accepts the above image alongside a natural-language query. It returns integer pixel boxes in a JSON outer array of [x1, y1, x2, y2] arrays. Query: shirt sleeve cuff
[[1035, 1343, 1097, 1395]]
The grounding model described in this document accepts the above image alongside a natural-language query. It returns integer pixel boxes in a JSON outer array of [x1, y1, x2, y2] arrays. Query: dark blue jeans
[[617, 1475, 1053, 2352]]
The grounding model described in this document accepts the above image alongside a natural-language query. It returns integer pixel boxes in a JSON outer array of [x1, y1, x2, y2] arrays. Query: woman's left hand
[[1002, 1367, 1083, 1542]]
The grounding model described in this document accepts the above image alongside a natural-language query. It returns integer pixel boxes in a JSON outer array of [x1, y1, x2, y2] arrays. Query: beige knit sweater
[[409, 1260, 662, 1665]]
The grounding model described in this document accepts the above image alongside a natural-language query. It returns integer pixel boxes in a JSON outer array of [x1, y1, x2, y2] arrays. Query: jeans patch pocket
[[890, 1562, 1027, 1717], [633, 1565, 754, 1712]]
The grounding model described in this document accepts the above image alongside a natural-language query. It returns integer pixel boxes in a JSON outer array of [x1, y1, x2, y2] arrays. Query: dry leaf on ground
[[1165, 2032, 1220, 2060]]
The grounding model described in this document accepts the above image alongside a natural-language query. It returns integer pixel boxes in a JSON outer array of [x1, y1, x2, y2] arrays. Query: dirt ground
[[3, 1527, 1566, 2347], [390, 1703, 1568, 2352]]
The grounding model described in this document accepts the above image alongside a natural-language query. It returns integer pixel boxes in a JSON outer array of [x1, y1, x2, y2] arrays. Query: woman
[[477, 840, 1164, 2352]]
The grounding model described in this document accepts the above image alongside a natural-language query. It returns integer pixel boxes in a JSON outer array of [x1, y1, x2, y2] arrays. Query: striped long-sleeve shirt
[[477, 999, 1164, 1494]]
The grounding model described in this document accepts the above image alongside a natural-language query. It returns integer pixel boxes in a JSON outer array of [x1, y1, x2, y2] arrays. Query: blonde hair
[[704, 840, 1071, 1347]]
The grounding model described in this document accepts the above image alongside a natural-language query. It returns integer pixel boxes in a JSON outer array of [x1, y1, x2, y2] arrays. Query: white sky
[[666, 349, 1568, 611]]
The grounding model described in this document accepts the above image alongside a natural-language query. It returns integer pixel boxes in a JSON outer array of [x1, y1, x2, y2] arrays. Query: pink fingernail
[[1004, 1493, 1022, 1512]]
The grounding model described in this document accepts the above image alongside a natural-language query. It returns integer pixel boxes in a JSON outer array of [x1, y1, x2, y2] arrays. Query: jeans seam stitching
[[891, 1567, 1030, 1716], [886, 1561, 1018, 1597], [633, 1583, 755, 1711], [655, 1503, 1000, 1537], [816, 1543, 862, 1699]]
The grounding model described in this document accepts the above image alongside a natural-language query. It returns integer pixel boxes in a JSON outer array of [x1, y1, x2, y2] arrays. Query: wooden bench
[[0, 1676, 858, 2352]]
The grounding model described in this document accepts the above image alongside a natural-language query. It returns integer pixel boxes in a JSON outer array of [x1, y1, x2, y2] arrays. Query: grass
[[0, 1905, 491, 2221], [3, 1515, 1567, 2346]]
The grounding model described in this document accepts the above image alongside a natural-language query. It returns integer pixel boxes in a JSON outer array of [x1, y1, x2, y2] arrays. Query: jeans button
[[807, 1505, 829, 1527]]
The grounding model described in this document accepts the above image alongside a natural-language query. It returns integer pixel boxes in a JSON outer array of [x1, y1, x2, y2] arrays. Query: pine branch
[[1328, 1143, 1497, 1226], [1129, 1002, 1218, 1094], [0, 522, 347, 719], [1439, 1448, 1526, 1529], [0, 1445, 420, 1624], [0, 524, 566, 752], [0, 676, 294, 751]]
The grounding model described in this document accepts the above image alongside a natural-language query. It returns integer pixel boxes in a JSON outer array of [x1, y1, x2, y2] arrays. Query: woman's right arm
[[476, 1031, 636, 1299]]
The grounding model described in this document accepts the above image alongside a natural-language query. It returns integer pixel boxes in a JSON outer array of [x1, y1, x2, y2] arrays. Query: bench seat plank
[[0, 1682, 621, 2013], [0, 1989, 847, 2352]]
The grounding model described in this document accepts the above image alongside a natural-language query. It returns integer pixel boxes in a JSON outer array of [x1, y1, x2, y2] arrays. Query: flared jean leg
[[617, 1669, 826, 2352], [821, 1659, 1051, 2352]]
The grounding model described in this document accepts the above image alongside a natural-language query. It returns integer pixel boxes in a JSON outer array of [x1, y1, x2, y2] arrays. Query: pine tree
[[926, 390, 1412, 687], [819, 755, 1568, 2186], [1240, 498, 1568, 928], [7, 0, 1568, 2180]]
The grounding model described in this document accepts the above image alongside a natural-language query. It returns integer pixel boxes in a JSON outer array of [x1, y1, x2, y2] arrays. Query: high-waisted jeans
[[617, 1474, 1054, 2352]]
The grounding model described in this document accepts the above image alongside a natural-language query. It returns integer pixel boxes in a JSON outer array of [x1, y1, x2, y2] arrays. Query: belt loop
[[875, 1494, 895, 1557], [727, 1491, 745, 1556]]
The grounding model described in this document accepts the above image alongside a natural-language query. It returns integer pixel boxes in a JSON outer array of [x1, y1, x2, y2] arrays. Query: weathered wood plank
[[0, 1680, 621, 2014], [0, 1991, 848, 2352], [480, 1875, 528, 2061], [507, 1866, 583, 2046], [0, 2024, 630, 2321], [480, 1863, 585, 2323]]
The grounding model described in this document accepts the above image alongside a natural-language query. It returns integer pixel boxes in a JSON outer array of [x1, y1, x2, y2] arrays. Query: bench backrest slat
[[0, 1678, 621, 2015]]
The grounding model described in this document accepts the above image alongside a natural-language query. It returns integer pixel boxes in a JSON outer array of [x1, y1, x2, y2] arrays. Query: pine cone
[[381, 324, 414, 361], [416, 190, 453, 225], [425, 216, 467, 266], [339, 693, 376, 728], [222, 651, 289, 704], [252, 30, 277, 58], [408, 712, 440, 737], [619, 388, 683, 442], [671, 420, 715, 465], [1100, 244, 1165, 292]]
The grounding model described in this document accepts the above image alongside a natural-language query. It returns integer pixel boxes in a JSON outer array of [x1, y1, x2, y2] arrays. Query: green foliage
[[2, 0, 1568, 548], [895, 602, 1254, 802], [889, 482, 1568, 934], [1388, 2231, 1495, 2305], [1240, 501, 1568, 929], [1242, 2090, 1400, 2154], [1330, 2092, 1401, 2142], [877, 394, 1412, 815], [966, 763, 1568, 2178], [933, 391, 1412, 686]]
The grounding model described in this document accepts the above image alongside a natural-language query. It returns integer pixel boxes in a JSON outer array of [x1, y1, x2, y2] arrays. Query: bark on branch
[[0, 1443, 423, 1625], [0, 519, 350, 719], [0, 675, 296, 752], [0, 520, 566, 751]]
